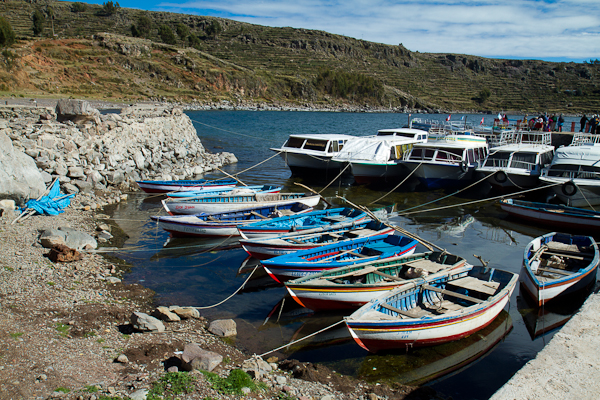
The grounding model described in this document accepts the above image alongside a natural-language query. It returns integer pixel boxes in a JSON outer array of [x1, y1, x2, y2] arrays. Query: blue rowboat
[[136, 178, 237, 194], [150, 202, 313, 237], [521, 232, 599, 306], [239, 219, 395, 260], [261, 233, 419, 283], [166, 184, 281, 198], [237, 207, 368, 239], [345, 265, 518, 352]]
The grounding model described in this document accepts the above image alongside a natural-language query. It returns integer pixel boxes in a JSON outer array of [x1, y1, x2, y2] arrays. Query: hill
[[0, 0, 599, 113]]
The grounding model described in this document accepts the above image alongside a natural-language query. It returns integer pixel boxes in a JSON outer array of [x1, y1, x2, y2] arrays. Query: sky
[[85, 0, 600, 63]]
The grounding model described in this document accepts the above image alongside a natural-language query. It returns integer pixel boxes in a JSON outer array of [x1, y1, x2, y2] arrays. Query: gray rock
[[39, 227, 97, 250], [152, 306, 181, 322], [0, 131, 46, 205], [170, 306, 200, 319], [275, 375, 287, 385], [242, 357, 272, 379], [208, 319, 237, 337], [67, 166, 85, 178], [241, 387, 251, 395], [97, 230, 113, 241], [131, 312, 165, 333], [129, 389, 149, 400], [105, 277, 121, 284], [116, 354, 128, 364], [180, 343, 222, 372], [167, 366, 178, 373]]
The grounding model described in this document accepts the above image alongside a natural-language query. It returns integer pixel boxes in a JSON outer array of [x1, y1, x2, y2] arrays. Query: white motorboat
[[331, 128, 428, 185], [539, 133, 600, 206], [477, 132, 555, 190], [270, 133, 356, 175], [401, 132, 489, 190]]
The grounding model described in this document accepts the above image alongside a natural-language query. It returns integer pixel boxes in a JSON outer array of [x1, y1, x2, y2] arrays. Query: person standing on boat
[[590, 115, 598, 135], [580, 114, 588, 132]]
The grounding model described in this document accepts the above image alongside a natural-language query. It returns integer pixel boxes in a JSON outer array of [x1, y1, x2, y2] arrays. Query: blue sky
[[87, 0, 599, 63]]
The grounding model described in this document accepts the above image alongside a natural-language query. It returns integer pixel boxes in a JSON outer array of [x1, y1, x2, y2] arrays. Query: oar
[[216, 167, 248, 186], [294, 182, 333, 208]]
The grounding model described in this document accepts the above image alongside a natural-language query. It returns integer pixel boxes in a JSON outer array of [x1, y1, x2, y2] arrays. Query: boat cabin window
[[328, 140, 346, 153], [484, 151, 510, 167], [540, 151, 554, 166], [285, 137, 305, 148], [378, 131, 416, 139], [303, 139, 328, 151], [578, 165, 600, 180], [391, 144, 413, 160], [409, 148, 436, 160], [467, 149, 475, 163], [510, 153, 537, 169], [547, 164, 581, 178]]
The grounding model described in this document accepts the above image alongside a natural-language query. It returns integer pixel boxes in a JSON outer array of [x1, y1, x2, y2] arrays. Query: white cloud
[[156, 0, 600, 61]]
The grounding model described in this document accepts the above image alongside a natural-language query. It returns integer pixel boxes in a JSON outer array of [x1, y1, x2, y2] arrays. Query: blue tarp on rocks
[[23, 180, 75, 215]]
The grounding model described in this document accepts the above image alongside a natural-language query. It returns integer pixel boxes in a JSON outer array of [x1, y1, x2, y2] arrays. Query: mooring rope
[[319, 162, 351, 194], [194, 264, 260, 309], [368, 162, 422, 205], [573, 181, 596, 211], [398, 182, 563, 217], [256, 319, 346, 358]]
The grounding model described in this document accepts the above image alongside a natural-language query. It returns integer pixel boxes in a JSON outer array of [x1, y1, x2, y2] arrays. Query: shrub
[[0, 16, 16, 46], [32, 10, 45, 36], [201, 369, 258, 396], [71, 2, 87, 13], [147, 372, 194, 400], [205, 20, 222, 39], [176, 23, 189, 41], [158, 24, 176, 45]]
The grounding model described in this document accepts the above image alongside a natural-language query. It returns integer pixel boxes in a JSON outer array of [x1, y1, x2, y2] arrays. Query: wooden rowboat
[[236, 207, 368, 239], [500, 198, 600, 232], [284, 250, 467, 311], [521, 232, 599, 306], [161, 192, 321, 215], [261, 233, 419, 283], [166, 184, 281, 198], [136, 178, 237, 194], [239, 219, 395, 259], [150, 202, 313, 237], [345, 265, 518, 352]]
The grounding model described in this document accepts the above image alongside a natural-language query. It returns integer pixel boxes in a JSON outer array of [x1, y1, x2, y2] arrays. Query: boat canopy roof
[[332, 136, 419, 162], [551, 144, 600, 166], [377, 128, 428, 137], [286, 133, 356, 141]]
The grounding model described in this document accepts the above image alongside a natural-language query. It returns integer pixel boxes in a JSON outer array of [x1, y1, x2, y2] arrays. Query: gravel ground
[[0, 193, 438, 400]]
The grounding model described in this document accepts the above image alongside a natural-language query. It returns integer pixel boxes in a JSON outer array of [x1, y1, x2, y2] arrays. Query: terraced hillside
[[1, 0, 599, 113]]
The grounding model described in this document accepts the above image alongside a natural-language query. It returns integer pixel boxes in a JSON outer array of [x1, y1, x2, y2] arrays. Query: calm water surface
[[108, 111, 588, 400]]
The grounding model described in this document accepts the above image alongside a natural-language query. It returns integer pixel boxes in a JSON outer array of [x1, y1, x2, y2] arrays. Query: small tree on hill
[[205, 20, 222, 39], [100, 1, 120, 16], [176, 23, 190, 44], [0, 16, 16, 47], [158, 24, 176, 45], [32, 9, 45, 36], [188, 33, 201, 48], [132, 15, 153, 38], [71, 2, 87, 13], [477, 87, 491, 104]]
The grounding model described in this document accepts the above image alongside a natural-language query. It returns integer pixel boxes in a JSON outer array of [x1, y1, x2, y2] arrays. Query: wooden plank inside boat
[[446, 276, 499, 296], [422, 284, 484, 303]]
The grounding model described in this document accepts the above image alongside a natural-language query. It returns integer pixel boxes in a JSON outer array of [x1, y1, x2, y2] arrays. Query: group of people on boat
[[580, 114, 600, 134]]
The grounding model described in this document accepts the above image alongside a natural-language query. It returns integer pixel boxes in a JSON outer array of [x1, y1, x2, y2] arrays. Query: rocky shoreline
[[0, 101, 435, 400]]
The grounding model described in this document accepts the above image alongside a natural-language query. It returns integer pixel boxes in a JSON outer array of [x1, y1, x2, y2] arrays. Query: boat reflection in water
[[355, 311, 512, 386], [517, 284, 594, 341]]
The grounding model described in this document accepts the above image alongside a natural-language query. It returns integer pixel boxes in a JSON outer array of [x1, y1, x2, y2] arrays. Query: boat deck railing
[[571, 133, 600, 146]]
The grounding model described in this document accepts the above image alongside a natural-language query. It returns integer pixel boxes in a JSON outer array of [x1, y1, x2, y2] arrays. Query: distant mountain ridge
[[1, 0, 598, 113]]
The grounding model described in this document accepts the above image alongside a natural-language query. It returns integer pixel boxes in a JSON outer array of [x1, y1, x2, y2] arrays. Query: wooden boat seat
[[380, 303, 420, 319], [322, 215, 347, 222], [323, 266, 378, 280], [350, 228, 378, 237], [373, 270, 404, 282], [447, 276, 499, 296], [286, 237, 305, 244], [536, 267, 575, 276], [327, 232, 343, 238], [544, 250, 592, 261], [422, 284, 484, 303], [278, 209, 295, 216], [404, 259, 446, 273]]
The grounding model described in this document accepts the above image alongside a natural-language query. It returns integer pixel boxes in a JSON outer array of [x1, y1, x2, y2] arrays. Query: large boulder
[[55, 99, 100, 124], [39, 227, 97, 250], [0, 131, 46, 205]]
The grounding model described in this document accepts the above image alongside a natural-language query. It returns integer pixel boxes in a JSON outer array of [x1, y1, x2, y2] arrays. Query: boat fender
[[561, 181, 577, 196], [460, 160, 468, 173], [494, 171, 508, 184]]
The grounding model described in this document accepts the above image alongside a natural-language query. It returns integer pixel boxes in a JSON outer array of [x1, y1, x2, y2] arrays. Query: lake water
[[107, 110, 589, 400]]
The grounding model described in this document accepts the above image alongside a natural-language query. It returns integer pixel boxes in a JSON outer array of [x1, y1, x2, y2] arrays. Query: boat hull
[[500, 199, 600, 231], [403, 162, 476, 190], [351, 163, 408, 185]]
